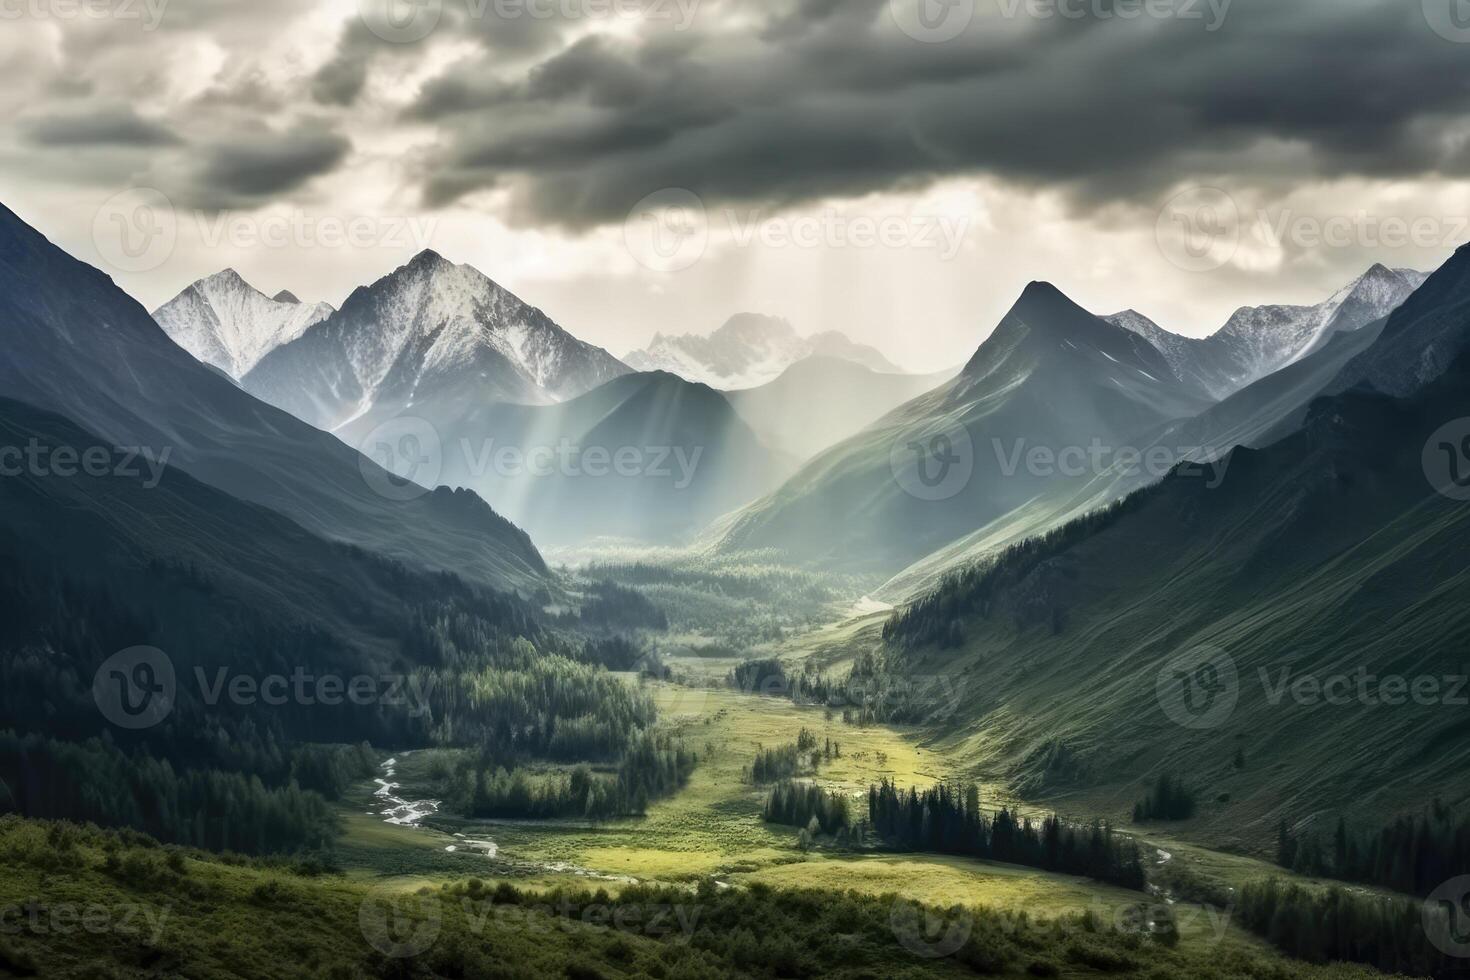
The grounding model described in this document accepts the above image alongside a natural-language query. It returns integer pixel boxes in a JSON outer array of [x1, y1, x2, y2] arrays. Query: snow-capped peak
[[624, 313, 899, 389], [325, 248, 626, 397], [238, 250, 630, 433], [152, 270, 334, 378], [1106, 265, 1426, 399]]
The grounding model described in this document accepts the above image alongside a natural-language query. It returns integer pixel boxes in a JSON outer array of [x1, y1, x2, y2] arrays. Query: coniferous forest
[[8, 9, 1470, 976]]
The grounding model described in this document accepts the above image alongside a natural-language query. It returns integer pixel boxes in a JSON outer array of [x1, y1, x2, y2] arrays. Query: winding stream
[[370, 754, 499, 857]]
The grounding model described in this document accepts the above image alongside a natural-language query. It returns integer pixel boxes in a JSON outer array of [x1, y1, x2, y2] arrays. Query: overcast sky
[[4, 0, 1470, 369]]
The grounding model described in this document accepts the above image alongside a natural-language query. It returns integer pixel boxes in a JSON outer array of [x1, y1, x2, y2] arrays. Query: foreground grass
[[0, 816, 1408, 979]]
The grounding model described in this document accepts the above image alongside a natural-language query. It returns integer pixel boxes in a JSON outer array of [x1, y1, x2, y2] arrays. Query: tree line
[[866, 779, 1147, 890], [1275, 799, 1470, 898], [747, 729, 828, 783], [1132, 774, 1197, 822], [0, 539, 672, 854], [0, 732, 359, 855], [1237, 877, 1459, 979], [449, 733, 697, 820], [762, 780, 853, 835]]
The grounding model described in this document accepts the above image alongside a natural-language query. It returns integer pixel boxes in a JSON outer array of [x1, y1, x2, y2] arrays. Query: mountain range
[[1106, 264, 1426, 400], [239, 250, 630, 434], [0, 202, 546, 594], [433, 371, 799, 546], [624, 313, 900, 389], [882, 245, 1470, 835], [714, 266, 1427, 593], [152, 269, 335, 377], [726, 357, 958, 462], [155, 260, 844, 545], [712, 281, 1215, 575]]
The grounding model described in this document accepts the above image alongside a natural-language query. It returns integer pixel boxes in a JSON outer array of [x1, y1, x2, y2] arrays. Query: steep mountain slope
[[885, 349, 1470, 835], [624, 313, 899, 389], [726, 357, 957, 461], [0, 393, 537, 689], [243, 250, 629, 433], [0, 202, 546, 592], [430, 372, 799, 545], [1326, 246, 1470, 398], [1107, 265, 1424, 399], [713, 282, 1214, 575], [152, 269, 334, 377], [884, 247, 1470, 834], [880, 269, 1429, 602]]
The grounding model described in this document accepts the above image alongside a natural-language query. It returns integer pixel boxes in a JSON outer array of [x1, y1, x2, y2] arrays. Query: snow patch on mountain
[[152, 269, 334, 378], [1107, 265, 1425, 400], [240, 250, 629, 433], [624, 313, 900, 389]]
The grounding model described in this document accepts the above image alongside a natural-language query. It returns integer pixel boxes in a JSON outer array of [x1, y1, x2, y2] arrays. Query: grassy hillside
[[0, 815, 1405, 979], [881, 351, 1470, 844]]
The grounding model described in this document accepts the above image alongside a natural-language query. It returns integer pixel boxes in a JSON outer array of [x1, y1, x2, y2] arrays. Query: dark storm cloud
[[23, 106, 180, 147], [193, 125, 352, 203], [406, 0, 1470, 227], [312, 0, 572, 107], [312, 21, 378, 106]]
